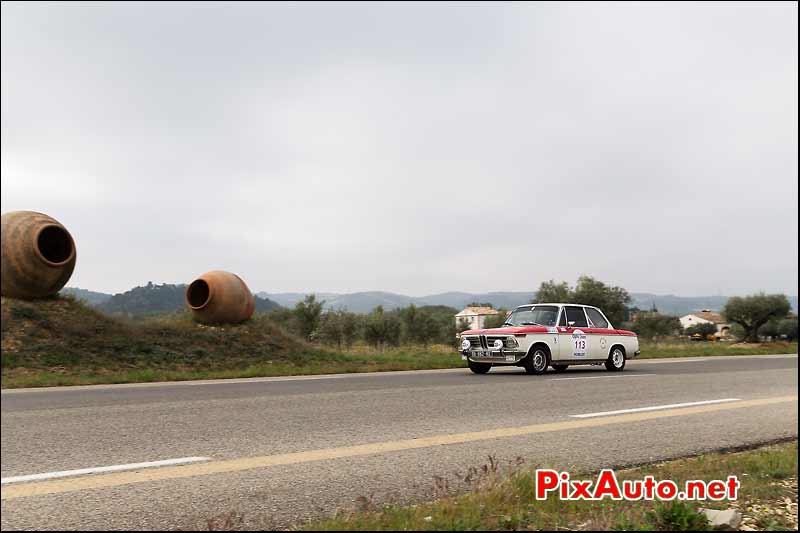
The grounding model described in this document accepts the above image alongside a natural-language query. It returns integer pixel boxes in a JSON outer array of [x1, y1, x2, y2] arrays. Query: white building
[[679, 310, 731, 338], [455, 306, 502, 330]]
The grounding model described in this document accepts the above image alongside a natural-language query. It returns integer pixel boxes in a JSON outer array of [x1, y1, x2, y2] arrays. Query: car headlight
[[461, 338, 471, 351], [493, 339, 504, 350], [505, 336, 519, 349]]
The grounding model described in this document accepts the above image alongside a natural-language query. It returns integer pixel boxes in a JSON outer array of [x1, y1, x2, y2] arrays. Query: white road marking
[[1, 457, 211, 485], [634, 358, 709, 364], [632, 354, 797, 364], [1, 368, 466, 394], [570, 398, 742, 418], [3, 395, 794, 500], [548, 373, 656, 381]]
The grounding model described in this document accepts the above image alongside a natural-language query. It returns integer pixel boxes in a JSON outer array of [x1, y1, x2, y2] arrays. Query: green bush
[[646, 502, 709, 531], [11, 304, 42, 321], [684, 322, 718, 340]]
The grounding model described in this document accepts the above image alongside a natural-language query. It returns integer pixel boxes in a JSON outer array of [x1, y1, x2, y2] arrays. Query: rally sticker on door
[[572, 330, 587, 357]]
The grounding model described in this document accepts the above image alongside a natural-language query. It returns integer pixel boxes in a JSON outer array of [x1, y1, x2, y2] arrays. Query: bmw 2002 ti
[[459, 303, 640, 375]]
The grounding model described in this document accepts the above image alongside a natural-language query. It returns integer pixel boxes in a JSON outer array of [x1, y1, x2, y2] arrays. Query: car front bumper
[[461, 350, 527, 364]]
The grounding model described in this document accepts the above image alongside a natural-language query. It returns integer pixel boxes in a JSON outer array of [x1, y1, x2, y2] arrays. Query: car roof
[[513, 303, 598, 309]]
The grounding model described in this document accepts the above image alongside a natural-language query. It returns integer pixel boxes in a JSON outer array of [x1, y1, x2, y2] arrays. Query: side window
[[565, 306, 588, 328], [585, 308, 609, 328]]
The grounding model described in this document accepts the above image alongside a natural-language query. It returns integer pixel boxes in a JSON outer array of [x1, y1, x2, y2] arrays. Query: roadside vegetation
[[0, 296, 459, 389], [2, 277, 797, 389], [303, 441, 798, 531], [638, 340, 796, 359]]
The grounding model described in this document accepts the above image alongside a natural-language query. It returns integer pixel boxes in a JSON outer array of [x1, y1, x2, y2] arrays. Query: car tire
[[468, 360, 491, 374], [605, 346, 626, 371], [524, 346, 550, 375], [551, 364, 569, 373]]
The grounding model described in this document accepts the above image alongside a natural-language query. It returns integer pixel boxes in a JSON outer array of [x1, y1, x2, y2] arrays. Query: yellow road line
[[2, 395, 796, 500]]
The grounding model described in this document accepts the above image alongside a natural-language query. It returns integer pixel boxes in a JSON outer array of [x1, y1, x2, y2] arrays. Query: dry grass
[[302, 441, 798, 531], [639, 340, 797, 358], [1, 296, 460, 388], [2, 296, 795, 389]]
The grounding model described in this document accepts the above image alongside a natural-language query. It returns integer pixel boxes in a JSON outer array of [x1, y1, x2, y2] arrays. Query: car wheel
[[605, 347, 626, 371], [468, 360, 491, 374], [551, 364, 569, 373], [524, 346, 550, 375]]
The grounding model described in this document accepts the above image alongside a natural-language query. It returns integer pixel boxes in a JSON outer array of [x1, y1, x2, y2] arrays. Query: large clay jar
[[1, 211, 77, 300], [186, 270, 255, 324]]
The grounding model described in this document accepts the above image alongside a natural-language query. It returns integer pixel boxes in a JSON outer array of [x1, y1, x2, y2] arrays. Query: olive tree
[[572, 276, 631, 326], [722, 293, 791, 343], [532, 276, 631, 326], [758, 318, 781, 339], [532, 281, 571, 304], [482, 310, 509, 329], [364, 306, 402, 349], [397, 305, 439, 346], [293, 294, 325, 340], [317, 309, 358, 348]]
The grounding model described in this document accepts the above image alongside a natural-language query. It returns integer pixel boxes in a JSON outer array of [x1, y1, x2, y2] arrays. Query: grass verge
[[2, 296, 796, 389], [638, 340, 797, 359], [302, 441, 798, 531], [1, 296, 460, 389]]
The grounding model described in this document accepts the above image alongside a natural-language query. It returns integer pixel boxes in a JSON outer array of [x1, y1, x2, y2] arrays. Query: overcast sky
[[2, 2, 797, 297]]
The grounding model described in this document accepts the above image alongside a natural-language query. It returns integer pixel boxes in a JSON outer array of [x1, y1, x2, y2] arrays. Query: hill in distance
[[260, 291, 799, 316], [260, 291, 535, 313], [60, 287, 112, 306], [65, 282, 281, 318], [63, 285, 797, 317]]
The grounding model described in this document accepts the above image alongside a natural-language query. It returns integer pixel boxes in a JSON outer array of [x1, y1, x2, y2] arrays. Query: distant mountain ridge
[[60, 287, 112, 306], [628, 293, 730, 316], [63, 286, 798, 317], [259, 291, 536, 313], [63, 283, 281, 318], [259, 291, 798, 316]]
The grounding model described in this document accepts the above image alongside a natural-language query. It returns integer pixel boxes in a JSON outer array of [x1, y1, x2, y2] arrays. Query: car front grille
[[464, 335, 515, 349], [465, 336, 482, 348], [486, 336, 505, 347]]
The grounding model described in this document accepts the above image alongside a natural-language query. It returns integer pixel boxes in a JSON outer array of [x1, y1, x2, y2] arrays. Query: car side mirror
[[568, 321, 576, 327]]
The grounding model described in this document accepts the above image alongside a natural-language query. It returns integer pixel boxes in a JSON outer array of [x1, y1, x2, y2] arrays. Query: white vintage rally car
[[459, 303, 640, 374]]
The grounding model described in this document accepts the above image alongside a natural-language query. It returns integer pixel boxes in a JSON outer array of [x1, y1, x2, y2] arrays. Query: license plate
[[473, 350, 494, 357]]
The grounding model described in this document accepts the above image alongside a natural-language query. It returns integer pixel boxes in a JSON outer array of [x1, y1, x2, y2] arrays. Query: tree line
[[627, 293, 796, 342], [529, 277, 796, 343], [266, 277, 797, 348], [267, 295, 461, 348]]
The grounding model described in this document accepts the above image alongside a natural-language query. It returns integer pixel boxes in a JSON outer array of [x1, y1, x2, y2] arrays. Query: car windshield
[[504, 305, 559, 327]]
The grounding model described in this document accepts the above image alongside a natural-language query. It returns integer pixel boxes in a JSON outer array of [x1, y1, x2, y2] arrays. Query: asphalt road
[[1, 354, 797, 530]]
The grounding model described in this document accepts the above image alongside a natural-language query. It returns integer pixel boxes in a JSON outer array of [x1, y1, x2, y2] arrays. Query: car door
[[584, 307, 613, 359], [558, 306, 591, 361]]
